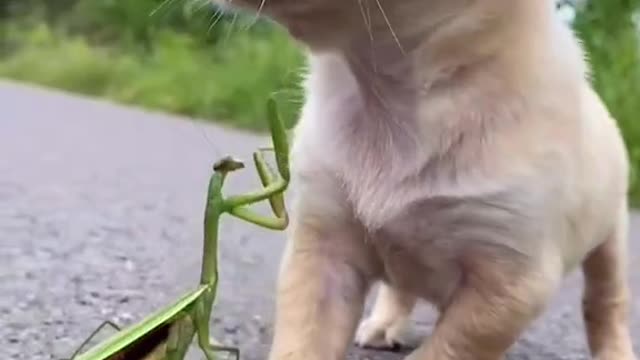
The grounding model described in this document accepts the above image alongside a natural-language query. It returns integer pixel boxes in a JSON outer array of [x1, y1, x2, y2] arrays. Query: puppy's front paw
[[354, 316, 408, 351], [593, 346, 638, 360]]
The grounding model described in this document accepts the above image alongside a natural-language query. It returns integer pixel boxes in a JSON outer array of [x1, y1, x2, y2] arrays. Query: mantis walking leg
[[164, 313, 196, 360], [193, 297, 240, 360], [66, 321, 121, 359]]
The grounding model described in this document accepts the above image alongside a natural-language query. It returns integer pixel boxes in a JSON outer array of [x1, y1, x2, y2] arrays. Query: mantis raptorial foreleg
[[226, 147, 289, 230], [224, 96, 290, 213], [253, 148, 287, 219], [228, 205, 288, 230]]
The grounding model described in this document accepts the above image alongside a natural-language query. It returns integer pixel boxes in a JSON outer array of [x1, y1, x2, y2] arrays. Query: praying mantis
[[65, 97, 290, 360]]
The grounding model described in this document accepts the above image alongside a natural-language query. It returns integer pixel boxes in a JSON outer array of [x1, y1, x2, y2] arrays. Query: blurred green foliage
[[0, 0, 306, 130], [2, 0, 640, 203], [573, 0, 640, 204]]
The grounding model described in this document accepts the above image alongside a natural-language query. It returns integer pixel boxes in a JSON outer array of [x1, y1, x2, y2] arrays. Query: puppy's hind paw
[[354, 317, 408, 352]]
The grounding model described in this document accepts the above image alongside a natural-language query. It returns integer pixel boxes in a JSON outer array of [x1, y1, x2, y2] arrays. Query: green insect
[[65, 98, 290, 360]]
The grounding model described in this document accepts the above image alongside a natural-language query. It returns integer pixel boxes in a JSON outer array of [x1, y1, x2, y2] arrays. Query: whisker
[[357, 0, 374, 42], [150, 0, 180, 17], [359, 0, 379, 73], [223, 12, 240, 45], [373, 0, 405, 55], [256, 0, 267, 18], [244, 0, 268, 30], [194, 0, 214, 12], [208, 9, 225, 35]]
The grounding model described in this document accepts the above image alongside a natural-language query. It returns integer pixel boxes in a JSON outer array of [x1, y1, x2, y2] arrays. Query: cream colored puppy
[[216, 0, 637, 359]]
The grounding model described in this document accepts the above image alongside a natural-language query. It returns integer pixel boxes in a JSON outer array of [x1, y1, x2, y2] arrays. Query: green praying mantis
[[65, 97, 291, 360]]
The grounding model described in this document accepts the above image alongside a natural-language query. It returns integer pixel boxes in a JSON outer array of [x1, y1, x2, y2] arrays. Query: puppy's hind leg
[[355, 283, 417, 351], [582, 204, 637, 360], [405, 252, 560, 360]]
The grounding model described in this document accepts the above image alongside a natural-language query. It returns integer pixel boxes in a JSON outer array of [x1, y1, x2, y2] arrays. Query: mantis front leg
[[227, 149, 289, 230], [225, 97, 290, 231]]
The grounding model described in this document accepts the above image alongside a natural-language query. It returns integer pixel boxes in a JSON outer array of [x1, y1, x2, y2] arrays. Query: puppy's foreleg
[[268, 221, 371, 360]]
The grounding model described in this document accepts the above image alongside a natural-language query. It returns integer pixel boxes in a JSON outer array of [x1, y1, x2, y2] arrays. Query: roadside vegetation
[[2, 0, 640, 204], [0, 0, 306, 130]]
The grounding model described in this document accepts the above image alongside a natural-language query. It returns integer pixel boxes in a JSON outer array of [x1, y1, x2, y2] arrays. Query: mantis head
[[213, 156, 246, 174]]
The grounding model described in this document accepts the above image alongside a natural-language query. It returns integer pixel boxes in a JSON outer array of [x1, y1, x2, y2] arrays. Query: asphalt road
[[1, 80, 639, 360]]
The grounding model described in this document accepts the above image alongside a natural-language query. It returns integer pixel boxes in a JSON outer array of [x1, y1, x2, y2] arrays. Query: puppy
[[215, 0, 637, 359]]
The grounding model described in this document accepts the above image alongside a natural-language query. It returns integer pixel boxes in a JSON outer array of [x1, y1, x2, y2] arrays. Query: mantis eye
[[213, 156, 246, 173]]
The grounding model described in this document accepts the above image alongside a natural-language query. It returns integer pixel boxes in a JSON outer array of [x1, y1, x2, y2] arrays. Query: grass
[[0, 18, 307, 131], [3, 2, 640, 204]]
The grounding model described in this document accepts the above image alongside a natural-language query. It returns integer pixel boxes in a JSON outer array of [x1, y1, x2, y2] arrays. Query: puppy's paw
[[354, 316, 408, 351], [593, 347, 638, 360]]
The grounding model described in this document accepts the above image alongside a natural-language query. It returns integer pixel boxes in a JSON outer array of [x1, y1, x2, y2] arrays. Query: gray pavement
[[1, 80, 639, 360]]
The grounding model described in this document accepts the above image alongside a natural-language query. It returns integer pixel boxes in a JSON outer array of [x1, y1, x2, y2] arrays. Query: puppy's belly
[[371, 235, 462, 307], [365, 192, 549, 307]]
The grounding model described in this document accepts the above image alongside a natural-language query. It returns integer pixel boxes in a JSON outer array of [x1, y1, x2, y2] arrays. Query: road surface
[[1, 80, 639, 360]]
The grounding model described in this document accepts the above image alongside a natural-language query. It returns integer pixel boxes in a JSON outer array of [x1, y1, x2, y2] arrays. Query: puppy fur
[[216, 0, 637, 359]]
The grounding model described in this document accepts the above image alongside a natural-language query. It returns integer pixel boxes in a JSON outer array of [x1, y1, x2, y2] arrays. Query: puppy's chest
[[314, 102, 487, 229], [335, 152, 466, 303], [300, 104, 542, 304], [328, 118, 477, 230], [323, 125, 540, 299], [332, 124, 427, 228]]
